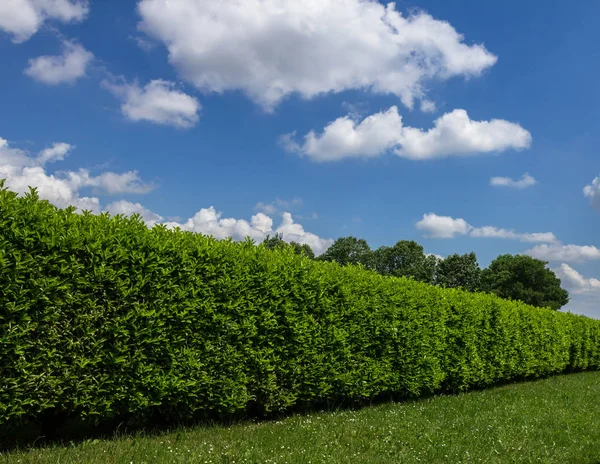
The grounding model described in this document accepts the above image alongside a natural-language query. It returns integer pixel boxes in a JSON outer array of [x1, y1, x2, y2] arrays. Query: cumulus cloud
[[65, 169, 156, 195], [526, 244, 600, 263], [397, 110, 532, 159], [37, 142, 73, 164], [25, 41, 93, 85], [0, 139, 89, 210], [137, 0, 496, 110], [584, 176, 600, 211], [283, 107, 404, 161], [0, 137, 332, 255], [275, 212, 333, 254], [104, 200, 164, 227], [0, 0, 88, 43], [103, 79, 201, 128], [163, 208, 333, 255], [416, 213, 471, 238], [416, 213, 558, 243], [553, 264, 600, 295], [0, 136, 154, 212], [470, 226, 558, 244], [164, 207, 272, 241], [0, 139, 75, 168], [284, 107, 531, 161], [0, 135, 334, 258], [490, 173, 537, 189]]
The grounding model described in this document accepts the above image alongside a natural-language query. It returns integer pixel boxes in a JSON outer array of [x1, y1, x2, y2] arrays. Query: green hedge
[[1, 185, 599, 426]]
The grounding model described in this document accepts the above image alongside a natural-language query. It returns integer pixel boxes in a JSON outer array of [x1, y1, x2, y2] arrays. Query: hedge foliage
[[1, 185, 599, 426]]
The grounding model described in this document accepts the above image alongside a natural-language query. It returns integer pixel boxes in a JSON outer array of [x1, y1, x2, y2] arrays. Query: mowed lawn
[[2, 371, 600, 464]]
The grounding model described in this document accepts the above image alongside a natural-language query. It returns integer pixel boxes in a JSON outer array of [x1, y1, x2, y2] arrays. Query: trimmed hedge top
[[1, 185, 599, 426]]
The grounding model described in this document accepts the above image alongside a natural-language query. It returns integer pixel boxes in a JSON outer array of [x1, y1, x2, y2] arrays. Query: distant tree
[[435, 252, 481, 292], [290, 241, 315, 259], [262, 233, 288, 251], [262, 234, 315, 259], [372, 240, 436, 283], [480, 254, 570, 310], [317, 236, 372, 267]]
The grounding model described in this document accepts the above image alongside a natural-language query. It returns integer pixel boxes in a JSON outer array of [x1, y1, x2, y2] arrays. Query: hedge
[[1, 184, 599, 427]]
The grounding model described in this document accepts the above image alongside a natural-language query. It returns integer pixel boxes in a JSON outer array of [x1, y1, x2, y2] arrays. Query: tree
[[317, 236, 372, 267], [262, 234, 315, 259], [289, 241, 315, 259], [262, 233, 288, 251], [371, 240, 436, 283], [480, 254, 569, 310], [435, 252, 481, 292]]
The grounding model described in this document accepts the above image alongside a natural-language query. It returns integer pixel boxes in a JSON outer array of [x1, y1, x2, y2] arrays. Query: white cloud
[[0, 0, 88, 43], [490, 173, 537, 189], [0, 136, 154, 213], [65, 169, 156, 195], [104, 200, 164, 227], [103, 79, 201, 128], [285, 107, 531, 162], [25, 41, 93, 85], [397, 109, 531, 159], [420, 100, 437, 113], [275, 212, 332, 254], [416, 213, 471, 238], [0, 137, 35, 168], [284, 107, 404, 162], [1, 165, 101, 213], [37, 142, 73, 164], [470, 226, 558, 244], [553, 264, 600, 295], [165, 207, 274, 241], [0, 137, 95, 211], [416, 213, 558, 244], [526, 244, 600, 263], [165, 208, 333, 255], [584, 176, 600, 211], [0, 136, 332, 255], [137, 0, 497, 110], [0, 139, 74, 168]]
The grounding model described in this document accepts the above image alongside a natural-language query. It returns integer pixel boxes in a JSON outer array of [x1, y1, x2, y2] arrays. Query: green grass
[[2, 371, 600, 464]]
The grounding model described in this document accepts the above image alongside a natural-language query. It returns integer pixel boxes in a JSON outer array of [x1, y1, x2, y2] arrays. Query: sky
[[1, 0, 599, 318]]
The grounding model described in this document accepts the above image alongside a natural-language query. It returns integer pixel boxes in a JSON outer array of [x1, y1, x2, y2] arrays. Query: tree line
[[261, 234, 570, 310]]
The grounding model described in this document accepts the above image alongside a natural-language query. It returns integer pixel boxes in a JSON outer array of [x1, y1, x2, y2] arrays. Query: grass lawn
[[2, 371, 599, 463]]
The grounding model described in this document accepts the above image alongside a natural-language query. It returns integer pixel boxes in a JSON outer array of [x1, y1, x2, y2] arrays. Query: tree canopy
[[262, 233, 315, 259], [260, 234, 570, 310], [289, 241, 315, 259], [262, 233, 288, 251], [371, 240, 437, 284], [480, 254, 569, 310], [317, 236, 372, 267], [435, 252, 481, 292]]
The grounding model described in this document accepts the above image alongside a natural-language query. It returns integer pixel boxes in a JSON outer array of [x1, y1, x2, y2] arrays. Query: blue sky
[[1, 0, 599, 318]]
